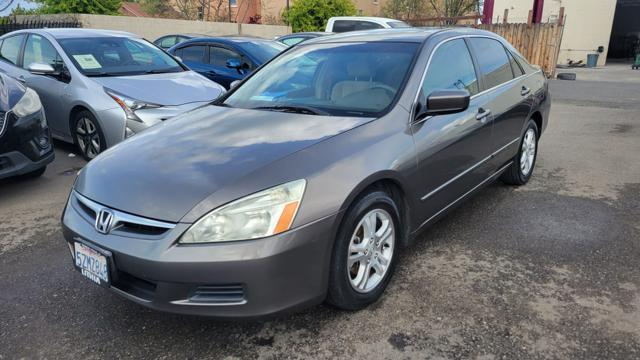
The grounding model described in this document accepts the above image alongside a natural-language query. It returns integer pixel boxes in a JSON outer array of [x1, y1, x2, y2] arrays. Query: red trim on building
[[482, 0, 495, 24], [532, 0, 544, 23]]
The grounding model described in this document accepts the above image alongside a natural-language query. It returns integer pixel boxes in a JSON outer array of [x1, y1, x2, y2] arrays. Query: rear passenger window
[[468, 38, 514, 89], [354, 21, 383, 30], [422, 39, 479, 97], [332, 20, 357, 33], [159, 36, 177, 49], [179, 45, 206, 63], [0, 34, 25, 65]]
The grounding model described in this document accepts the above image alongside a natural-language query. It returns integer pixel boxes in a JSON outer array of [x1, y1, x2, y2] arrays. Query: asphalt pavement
[[1, 64, 639, 359]]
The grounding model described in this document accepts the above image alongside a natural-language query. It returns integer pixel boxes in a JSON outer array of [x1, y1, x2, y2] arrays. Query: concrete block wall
[[14, 14, 291, 40]]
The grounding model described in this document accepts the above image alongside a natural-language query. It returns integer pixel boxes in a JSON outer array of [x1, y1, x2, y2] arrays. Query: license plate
[[74, 242, 110, 287]]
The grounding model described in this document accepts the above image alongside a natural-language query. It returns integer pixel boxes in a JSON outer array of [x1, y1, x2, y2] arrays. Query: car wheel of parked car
[[73, 111, 105, 161], [501, 120, 539, 185], [327, 189, 400, 310], [20, 166, 47, 179]]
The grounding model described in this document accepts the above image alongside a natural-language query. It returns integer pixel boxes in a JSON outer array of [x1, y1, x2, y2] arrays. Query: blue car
[[168, 37, 286, 89]]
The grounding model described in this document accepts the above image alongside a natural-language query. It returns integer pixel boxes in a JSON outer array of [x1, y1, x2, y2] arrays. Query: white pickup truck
[[325, 16, 411, 33]]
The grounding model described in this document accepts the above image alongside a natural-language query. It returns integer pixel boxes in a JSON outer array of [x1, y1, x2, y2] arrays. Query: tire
[[326, 190, 401, 310], [73, 110, 106, 161], [557, 72, 576, 80], [501, 120, 539, 186], [21, 166, 46, 179]]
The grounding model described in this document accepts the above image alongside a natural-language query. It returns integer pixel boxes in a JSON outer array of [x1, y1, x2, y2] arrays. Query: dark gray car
[[61, 28, 550, 318]]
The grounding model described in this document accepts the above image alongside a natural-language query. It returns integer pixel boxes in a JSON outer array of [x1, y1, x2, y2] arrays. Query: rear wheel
[[73, 110, 105, 161], [326, 190, 400, 310], [501, 120, 539, 185]]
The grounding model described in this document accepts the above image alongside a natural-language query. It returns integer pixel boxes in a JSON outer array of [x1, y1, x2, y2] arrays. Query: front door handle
[[476, 108, 491, 121], [17, 76, 25, 84], [521, 86, 531, 96]]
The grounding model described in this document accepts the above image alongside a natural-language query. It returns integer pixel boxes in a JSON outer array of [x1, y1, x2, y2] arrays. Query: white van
[[325, 16, 411, 33]]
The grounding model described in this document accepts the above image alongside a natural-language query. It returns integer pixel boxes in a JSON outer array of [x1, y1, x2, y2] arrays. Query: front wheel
[[73, 110, 105, 161], [501, 120, 539, 185], [326, 190, 400, 310]]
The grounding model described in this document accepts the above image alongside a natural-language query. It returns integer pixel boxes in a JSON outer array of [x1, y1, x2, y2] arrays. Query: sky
[[0, 0, 38, 16]]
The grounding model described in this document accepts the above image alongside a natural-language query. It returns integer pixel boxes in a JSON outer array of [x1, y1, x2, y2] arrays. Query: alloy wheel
[[347, 208, 395, 293], [76, 117, 101, 159], [520, 128, 536, 176]]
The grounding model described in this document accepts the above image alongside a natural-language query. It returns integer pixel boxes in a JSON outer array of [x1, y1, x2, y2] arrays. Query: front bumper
[[61, 192, 338, 318], [0, 150, 54, 179]]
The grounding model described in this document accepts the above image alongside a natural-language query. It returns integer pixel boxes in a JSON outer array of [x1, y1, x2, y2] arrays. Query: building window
[[230, 0, 237, 7], [357, 9, 363, 15]]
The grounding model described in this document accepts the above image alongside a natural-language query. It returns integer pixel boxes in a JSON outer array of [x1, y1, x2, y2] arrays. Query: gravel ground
[[1, 64, 639, 359]]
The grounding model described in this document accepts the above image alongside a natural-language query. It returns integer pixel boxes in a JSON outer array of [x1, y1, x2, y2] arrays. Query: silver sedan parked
[[0, 29, 225, 160]]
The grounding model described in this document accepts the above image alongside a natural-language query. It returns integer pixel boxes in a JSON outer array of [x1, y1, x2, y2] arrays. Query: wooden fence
[[477, 22, 564, 77]]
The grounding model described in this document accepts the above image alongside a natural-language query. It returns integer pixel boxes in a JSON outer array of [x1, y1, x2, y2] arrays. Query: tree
[[282, 0, 356, 33], [141, 0, 174, 17], [428, 0, 480, 24], [174, 0, 220, 21], [383, 0, 430, 20], [31, 0, 122, 15]]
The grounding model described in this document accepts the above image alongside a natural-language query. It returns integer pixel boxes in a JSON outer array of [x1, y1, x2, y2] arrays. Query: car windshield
[[223, 42, 419, 116], [236, 40, 287, 64], [58, 37, 183, 77], [387, 21, 411, 28]]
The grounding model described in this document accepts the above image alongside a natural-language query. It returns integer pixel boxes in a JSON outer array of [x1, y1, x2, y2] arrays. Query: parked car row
[[0, 16, 409, 178], [59, 27, 550, 318]]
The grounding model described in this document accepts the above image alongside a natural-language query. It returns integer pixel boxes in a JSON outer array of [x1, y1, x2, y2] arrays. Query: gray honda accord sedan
[[62, 28, 550, 318]]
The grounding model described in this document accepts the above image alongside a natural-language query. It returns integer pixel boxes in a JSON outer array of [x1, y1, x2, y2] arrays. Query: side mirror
[[415, 89, 470, 120], [28, 63, 56, 75], [230, 80, 241, 88], [226, 58, 242, 69]]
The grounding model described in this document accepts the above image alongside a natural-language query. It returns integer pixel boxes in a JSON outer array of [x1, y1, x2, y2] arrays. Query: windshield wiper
[[85, 72, 126, 77], [145, 68, 183, 74], [252, 105, 328, 116]]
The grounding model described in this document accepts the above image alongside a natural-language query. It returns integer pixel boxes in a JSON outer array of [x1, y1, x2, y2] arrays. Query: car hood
[[91, 71, 225, 106], [75, 105, 369, 222]]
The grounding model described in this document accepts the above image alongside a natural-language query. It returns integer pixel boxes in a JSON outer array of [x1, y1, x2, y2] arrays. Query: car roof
[[181, 36, 279, 45], [24, 28, 137, 39], [304, 28, 501, 45], [329, 16, 406, 23]]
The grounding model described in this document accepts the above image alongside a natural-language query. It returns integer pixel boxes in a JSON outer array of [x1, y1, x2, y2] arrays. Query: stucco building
[[486, 0, 640, 66]]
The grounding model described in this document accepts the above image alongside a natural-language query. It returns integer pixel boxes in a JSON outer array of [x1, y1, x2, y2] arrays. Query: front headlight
[[105, 88, 161, 121], [180, 179, 306, 244], [12, 88, 43, 117]]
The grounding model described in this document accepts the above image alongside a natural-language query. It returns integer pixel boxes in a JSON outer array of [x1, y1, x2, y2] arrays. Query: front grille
[[72, 191, 175, 238], [188, 284, 246, 305], [0, 111, 7, 137]]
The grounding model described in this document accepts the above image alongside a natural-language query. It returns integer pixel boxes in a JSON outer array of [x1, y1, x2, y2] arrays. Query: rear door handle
[[17, 76, 25, 83], [476, 108, 491, 121], [521, 86, 531, 96]]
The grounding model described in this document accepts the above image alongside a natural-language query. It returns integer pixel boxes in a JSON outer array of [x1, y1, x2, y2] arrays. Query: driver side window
[[421, 39, 479, 98], [23, 34, 65, 72], [209, 46, 245, 68]]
